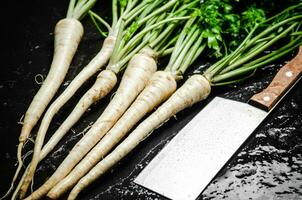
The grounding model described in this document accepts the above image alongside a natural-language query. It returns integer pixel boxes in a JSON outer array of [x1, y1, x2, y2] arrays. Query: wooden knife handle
[[249, 46, 302, 111]]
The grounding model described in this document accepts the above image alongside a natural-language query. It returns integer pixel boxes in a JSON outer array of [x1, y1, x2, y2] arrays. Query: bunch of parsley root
[[2, 0, 302, 199]]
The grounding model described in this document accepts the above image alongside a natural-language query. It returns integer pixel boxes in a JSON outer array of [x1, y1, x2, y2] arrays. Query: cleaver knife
[[134, 46, 302, 200]]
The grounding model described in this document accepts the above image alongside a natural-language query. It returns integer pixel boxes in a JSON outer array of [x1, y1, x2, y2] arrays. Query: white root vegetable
[[19, 35, 116, 198], [67, 74, 211, 200], [11, 69, 116, 199], [20, 18, 83, 145], [24, 47, 157, 200], [40, 69, 117, 160], [47, 71, 177, 198], [8, 18, 83, 200]]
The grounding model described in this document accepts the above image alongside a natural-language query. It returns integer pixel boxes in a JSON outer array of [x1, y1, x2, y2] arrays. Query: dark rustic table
[[1, 1, 301, 199]]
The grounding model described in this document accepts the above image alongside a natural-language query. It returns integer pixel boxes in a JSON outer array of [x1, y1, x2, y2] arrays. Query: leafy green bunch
[[225, 5, 266, 48], [191, 0, 252, 57], [196, 0, 236, 57], [204, 3, 302, 85], [241, 6, 265, 33], [190, 0, 266, 57]]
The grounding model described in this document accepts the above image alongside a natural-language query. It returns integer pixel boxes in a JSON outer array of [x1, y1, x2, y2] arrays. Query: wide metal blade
[[134, 97, 268, 200]]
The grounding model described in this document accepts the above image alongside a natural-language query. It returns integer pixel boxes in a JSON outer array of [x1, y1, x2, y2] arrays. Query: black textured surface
[[0, 1, 301, 200]]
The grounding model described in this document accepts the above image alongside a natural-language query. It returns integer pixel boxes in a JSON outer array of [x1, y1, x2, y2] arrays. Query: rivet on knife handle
[[249, 46, 302, 111]]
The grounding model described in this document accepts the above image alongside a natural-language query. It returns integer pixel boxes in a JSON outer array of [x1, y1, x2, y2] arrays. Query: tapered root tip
[[46, 192, 58, 199], [46, 183, 67, 200], [19, 190, 26, 200], [19, 124, 33, 142], [0, 185, 13, 200], [1, 145, 25, 200], [67, 186, 82, 200], [46, 192, 57, 200]]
